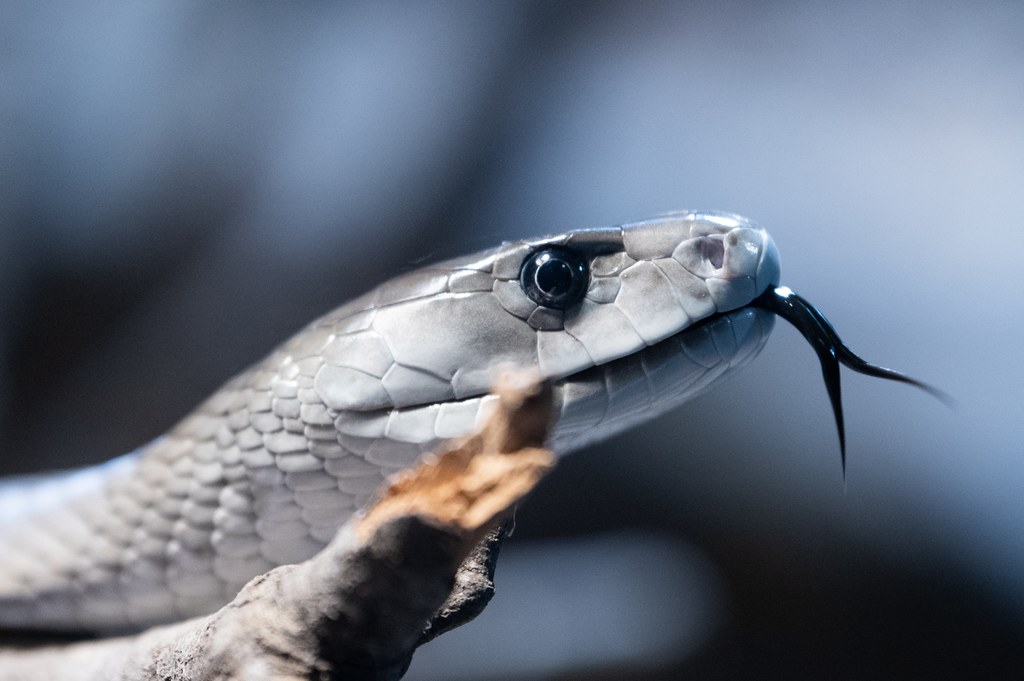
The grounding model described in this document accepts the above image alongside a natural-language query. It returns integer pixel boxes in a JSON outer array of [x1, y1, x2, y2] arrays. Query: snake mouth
[[750, 285, 950, 474], [545, 304, 775, 454]]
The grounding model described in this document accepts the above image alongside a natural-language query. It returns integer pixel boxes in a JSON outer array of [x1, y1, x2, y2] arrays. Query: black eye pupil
[[519, 248, 589, 309], [535, 259, 573, 294]]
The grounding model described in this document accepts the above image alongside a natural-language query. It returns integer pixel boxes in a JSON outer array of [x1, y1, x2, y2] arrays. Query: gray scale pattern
[[0, 211, 780, 632]]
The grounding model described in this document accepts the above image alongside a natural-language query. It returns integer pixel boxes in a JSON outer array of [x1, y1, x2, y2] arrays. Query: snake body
[[0, 212, 780, 632]]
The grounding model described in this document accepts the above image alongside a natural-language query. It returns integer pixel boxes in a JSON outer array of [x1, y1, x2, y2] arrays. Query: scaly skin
[[0, 211, 779, 632]]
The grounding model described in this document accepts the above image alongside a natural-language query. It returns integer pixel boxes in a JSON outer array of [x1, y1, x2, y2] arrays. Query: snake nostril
[[702, 236, 725, 269]]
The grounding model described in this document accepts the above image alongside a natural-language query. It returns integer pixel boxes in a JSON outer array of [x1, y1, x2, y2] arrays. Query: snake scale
[[0, 211, 932, 634]]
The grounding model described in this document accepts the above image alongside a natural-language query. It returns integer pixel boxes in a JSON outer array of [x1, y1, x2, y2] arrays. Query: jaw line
[[546, 304, 775, 453]]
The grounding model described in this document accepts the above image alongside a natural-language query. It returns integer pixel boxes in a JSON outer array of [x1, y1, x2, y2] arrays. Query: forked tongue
[[752, 286, 951, 477]]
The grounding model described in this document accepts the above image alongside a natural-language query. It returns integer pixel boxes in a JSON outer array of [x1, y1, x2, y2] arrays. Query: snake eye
[[519, 248, 589, 310]]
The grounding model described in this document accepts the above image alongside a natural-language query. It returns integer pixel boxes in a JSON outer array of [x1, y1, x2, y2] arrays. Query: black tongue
[[751, 285, 951, 477]]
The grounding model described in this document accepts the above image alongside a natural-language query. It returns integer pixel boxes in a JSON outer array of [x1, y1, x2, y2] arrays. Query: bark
[[0, 373, 555, 681]]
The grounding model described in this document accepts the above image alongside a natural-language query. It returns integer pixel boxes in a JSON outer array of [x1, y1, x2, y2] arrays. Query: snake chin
[[547, 306, 775, 454]]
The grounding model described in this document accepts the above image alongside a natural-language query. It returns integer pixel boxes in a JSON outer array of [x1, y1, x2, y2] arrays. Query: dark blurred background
[[1, 1, 1022, 678]]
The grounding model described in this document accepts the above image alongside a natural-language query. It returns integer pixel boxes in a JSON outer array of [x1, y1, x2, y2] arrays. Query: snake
[[0, 211, 937, 634]]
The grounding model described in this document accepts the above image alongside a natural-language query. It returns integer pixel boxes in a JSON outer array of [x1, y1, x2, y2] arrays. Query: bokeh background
[[2, 1, 1022, 678]]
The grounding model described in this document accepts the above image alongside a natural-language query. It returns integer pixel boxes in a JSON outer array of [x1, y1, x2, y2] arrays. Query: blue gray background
[[1, 1, 1021, 677]]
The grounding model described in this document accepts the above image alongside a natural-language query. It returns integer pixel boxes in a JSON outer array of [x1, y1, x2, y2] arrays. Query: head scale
[[302, 211, 781, 458]]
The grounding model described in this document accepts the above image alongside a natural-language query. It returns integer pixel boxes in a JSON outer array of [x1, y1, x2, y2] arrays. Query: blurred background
[[1, 1, 1022, 677]]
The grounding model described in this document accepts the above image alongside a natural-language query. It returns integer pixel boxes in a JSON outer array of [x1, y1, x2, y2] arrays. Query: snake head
[[299, 212, 783, 458], [309, 212, 781, 408]]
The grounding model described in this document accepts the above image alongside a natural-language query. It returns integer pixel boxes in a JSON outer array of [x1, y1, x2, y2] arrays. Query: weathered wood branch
[[0, 373, 555, 681]]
